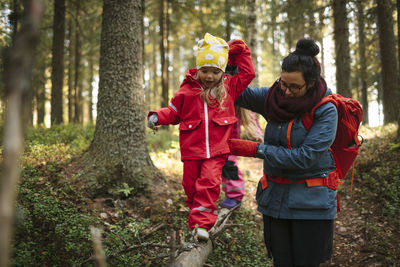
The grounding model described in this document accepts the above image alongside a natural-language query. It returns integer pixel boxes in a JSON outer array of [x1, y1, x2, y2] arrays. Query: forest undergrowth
[[5, 123, 400, 266]]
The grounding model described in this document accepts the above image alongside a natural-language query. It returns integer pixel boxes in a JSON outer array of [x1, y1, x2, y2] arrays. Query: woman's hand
[[228, 138, 259, 157]]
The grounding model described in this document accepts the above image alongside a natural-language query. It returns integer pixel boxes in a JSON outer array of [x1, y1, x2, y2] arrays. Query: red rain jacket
[[148, 42, 255, 160]]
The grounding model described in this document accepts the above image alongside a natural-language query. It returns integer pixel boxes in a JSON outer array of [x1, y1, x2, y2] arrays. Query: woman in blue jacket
[[229, 38, 338, 266]]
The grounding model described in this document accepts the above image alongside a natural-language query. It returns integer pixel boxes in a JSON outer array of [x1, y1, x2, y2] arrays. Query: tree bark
[[34, 58, 46, 124], [172, 207, 238, 267], [333, 0, 352, 98], [397, 0, 400, 138], [67, 17, 74, 123], [0, 1, 43, 265], [152, 27, 158, 108], [159, 0, 169, 108], [225, 0, 231, 41], [88, 56, 94, 123], [50, 0, 65, 124], [246, 0, 258, 86], [356, 1, 369, 125], [74, 0, 82, 123], [376, 0, 399, 123], [82, 0, 157, 196]]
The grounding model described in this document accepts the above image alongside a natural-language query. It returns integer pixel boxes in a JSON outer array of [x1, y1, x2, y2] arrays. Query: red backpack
[[301, 93, 363, 193]]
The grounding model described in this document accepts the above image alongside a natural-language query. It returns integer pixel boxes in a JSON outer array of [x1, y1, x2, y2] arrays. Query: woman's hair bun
[[295, 38, 319, 57]]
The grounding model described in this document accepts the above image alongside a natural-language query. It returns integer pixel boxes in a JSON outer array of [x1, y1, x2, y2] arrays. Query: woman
[[228, 38, 338, 266]]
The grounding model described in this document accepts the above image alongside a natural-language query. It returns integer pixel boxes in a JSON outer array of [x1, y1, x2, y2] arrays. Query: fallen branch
[[90, 226, 106, 267], [172, 205, 239, 267]]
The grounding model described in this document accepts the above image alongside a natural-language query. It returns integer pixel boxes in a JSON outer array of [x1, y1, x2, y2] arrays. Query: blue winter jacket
[[236, 86, 338, 220]]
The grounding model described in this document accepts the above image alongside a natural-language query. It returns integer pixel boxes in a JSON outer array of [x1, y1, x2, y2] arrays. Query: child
[[147, 33, 255, 240], [220, 64, 264, 209]]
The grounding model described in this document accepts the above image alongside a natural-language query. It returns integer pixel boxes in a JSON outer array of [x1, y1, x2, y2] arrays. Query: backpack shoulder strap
[[302, 94, 338, 131]]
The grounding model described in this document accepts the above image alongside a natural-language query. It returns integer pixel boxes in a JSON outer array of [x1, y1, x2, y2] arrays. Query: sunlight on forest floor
[[149, 123, 398, 216], [359, 123, 397, 139]]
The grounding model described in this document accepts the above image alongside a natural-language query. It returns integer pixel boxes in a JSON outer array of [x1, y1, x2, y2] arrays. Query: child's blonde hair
[[238, 107, 264, 142], [195, 72, 227, 110]]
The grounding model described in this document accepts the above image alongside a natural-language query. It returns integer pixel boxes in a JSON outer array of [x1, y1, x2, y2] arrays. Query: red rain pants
[[182, 155, 227, 230]]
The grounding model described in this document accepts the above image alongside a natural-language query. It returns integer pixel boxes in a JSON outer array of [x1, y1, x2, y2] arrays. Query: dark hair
[[281, 38, 321, 86]]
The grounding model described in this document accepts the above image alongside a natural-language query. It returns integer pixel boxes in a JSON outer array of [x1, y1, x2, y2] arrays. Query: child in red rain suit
[[147, 33, 255, 240]]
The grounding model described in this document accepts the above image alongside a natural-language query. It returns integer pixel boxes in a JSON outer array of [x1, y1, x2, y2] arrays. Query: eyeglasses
[[277, 78, 306, 94]]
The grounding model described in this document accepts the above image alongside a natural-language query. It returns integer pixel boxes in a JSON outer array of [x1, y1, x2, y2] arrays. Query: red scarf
[[264, 78, 327, 122]]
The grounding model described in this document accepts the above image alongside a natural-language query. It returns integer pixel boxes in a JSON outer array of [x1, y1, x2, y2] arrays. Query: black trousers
[[263, 215, 333, 267]]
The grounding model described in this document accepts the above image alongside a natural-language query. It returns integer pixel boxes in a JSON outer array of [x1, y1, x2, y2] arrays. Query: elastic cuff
[[256, 144, 266, 159]]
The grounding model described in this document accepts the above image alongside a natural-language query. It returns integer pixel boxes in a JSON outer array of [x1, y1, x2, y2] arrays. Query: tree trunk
[[318, 9, 325, 77], [159, 0, 169, 108], [0, 1, 43, 265], [376, 0, 399, 123], [10, 0, 20, 45], [356, 1, 369, 125], [151, 29, 158, 108], [50, 0, 65, 124], [22, 82, 34, 125], [82, 0, 157, 196], [34, 55, 46, 124], [397, 0, 400, 138], [225, 0, 231, 41], [172, 207, 238, 266], [333, 0, 352, 98], [246, 0, 258, 86], [88, 56, 94, 123], [142, 0, 149, 110], [67, 17, 74, 123], [74, 0, 82, 123]]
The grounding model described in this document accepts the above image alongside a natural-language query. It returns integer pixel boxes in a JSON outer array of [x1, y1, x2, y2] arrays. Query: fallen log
[[172, 205, 239, 267]]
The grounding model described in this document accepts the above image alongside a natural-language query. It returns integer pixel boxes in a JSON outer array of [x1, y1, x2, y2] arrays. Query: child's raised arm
[[226, 40, 256, 100]]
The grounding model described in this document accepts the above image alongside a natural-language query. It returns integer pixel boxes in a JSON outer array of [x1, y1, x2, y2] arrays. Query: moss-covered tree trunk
[[82, 0, 157, 197]]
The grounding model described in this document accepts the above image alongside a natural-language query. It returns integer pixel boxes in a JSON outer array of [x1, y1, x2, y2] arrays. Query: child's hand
[[228, 40, 247, 66], [147, 114, 158, 130], [228, 40, 246, 55]]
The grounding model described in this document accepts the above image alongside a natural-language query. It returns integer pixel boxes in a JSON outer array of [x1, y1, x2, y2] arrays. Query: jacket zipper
[[204, 101, 210, 158]]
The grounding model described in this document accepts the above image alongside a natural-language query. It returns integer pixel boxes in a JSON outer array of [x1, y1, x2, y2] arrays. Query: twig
[[143, 222, 165, 239], [90, 226, 106, 267], [76, 241, 169, 266]]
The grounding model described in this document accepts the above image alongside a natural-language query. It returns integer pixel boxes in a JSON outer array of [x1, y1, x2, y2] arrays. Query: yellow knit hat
[[196, 33, 228, 72]]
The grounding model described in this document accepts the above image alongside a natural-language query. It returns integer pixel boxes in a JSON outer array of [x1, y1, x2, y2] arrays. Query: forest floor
[[11, 124, 399, 266], [147, 157, 393, 266], [143, 125, 400, 266]]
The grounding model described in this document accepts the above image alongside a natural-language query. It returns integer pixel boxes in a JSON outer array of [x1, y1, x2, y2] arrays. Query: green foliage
[[356, 126, 400, 228], [25, 124, 95, 147], [11, 124, 97, 266], [116, 182, 135, 198], [207, 209, 272, 266], [146, 127, 179, 152], [351, 125, 400, 263], [12, 165, 97, 266]]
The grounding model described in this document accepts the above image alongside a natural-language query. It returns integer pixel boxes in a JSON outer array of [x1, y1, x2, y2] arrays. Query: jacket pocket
[[288, 185, 335, 210], [256, 181, 273, 207], [179, 119, 202, 132], [211, 116, 238, 126]]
